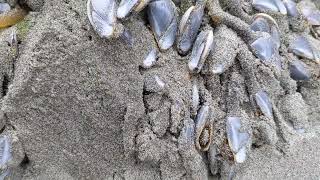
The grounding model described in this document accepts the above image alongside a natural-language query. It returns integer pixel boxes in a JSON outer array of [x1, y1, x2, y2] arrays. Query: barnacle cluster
[[87, 0, 319, 178]]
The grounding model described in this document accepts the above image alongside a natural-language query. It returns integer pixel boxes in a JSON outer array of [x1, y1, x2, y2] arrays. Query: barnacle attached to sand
[[147, 0, 178, 51], [255, 90, 273, 118], [117, 0, 151, 19], [142, 48, 158, 69], [194, 104, 213, 151], [289, 60, 311, 81], [252, 0, 287, 15], [289, 36, 320, 63], [226, 117, 250, 163], [188, 29, 214, 73], [177, 2, 205, 55]]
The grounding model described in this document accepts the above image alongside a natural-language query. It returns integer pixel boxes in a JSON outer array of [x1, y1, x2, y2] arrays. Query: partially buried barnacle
[[0, 3, 10, 14], [188, 29, 214, 73], [87, 0, 133, 45], [194, 104, 213, 151], [117, 0, 151, 19], [297, 0, 320, 38], [226, 117, 250, 163], [289, 60, 311, 81], [0, 5, 27, 29], [297, 0, 320, 26], [250, 36, 282, 69], [87, 0, 117, 38], [288, 36, 320, 63], [144, 75, 166, 93], [142, 48, 158, 68], [147, 0, 178, 51], [283, 0, 299, 17], [0, 136, 12, 169], [191, 82, 200, 116], [252, 0, 287, 15], [255, 90, 273, 118], [177, 2, 205, 55], [251, 13, 280, 48]]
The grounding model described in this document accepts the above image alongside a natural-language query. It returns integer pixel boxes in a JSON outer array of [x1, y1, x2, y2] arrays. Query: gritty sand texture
[[0, 0, 319, 179]]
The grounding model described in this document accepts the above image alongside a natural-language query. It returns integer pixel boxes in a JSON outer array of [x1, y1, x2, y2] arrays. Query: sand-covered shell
[[289, 36, 320, 63], [188, 29, 214, 73], [251, 36, 277, 61], [87, 0, 117, 38], [290, 60, 311, 81], [0, 136, 12, 167], [144, 75, 166, 93], [191, 83, 200, 116], [297, 0, 320, 26], [147, 0, 178, 51], [142, 48, 158, 68], [283, 0, 299, 17], [252, 0, 287, 15], [255, 90, 273, 118], [194, 104, 213, 151], [177, 3, 204, 55], [226, 117, 249, 163]]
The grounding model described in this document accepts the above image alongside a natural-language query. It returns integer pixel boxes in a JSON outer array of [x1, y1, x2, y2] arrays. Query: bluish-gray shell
[[283, 0, 299, 17], [191, 83, 200, 116], [251, 17, 270, 33], [147, 0, 178, 50], [188, 30, 214, 73], [143, 48, 158, 68], [226, 117, 249, 163], [298, 1, 320, 25], [251, 36, 277, 61], [290, 60, 311, 81], [178, 4, 204, 55], [0, 136, 12, 166], [87, 0, 117, 38], [252, 0, 287, 15], [195, 104, 213, 151], [117, 0, 139, 19], [289, 36, 315, 60], [255, 90, 273, 118], [0, 3, 10, 14]]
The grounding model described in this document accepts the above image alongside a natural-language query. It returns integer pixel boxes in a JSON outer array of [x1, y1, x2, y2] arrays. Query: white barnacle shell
[[290, 60, 311, 81], [147, 0, 178, 51], [177, 4, 205, 55], [0, 3, 10, 14], [289, 36, 320, 63], [188, 29, 214, 73], [226, 117, 250, 163], [117, 0, 151, 19], [255, 90, 273, 118], [0, 136, 12, 167], [252, 0, 287, 15], [87, 0, 117, 38], [283, 0, 299, 17], [195, 104, 213, 151], [143, 48, 158, 68]]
